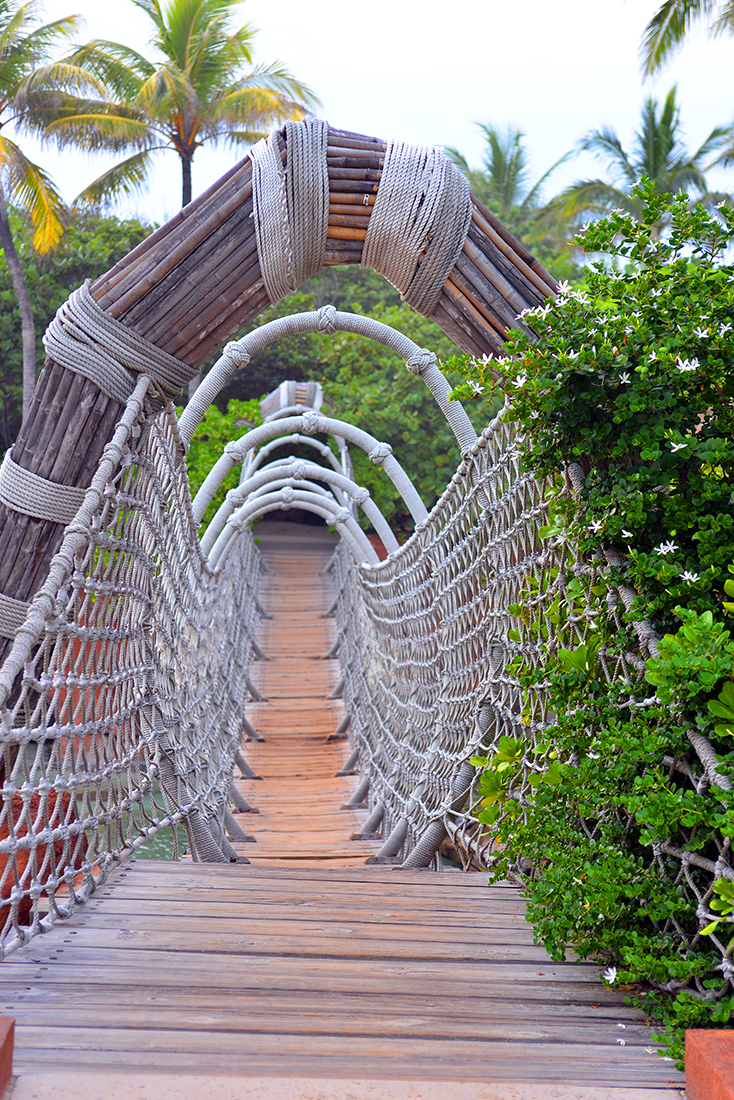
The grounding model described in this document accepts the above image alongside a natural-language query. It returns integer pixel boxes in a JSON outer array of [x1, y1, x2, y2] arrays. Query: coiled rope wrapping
[[44, 282, 193, 402], [362, 141, 471, 317], [250, 118, 330, 304], [0, 448, 85, 525]]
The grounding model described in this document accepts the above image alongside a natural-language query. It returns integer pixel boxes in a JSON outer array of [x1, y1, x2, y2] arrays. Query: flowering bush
[[453, 182, 734, 1065]]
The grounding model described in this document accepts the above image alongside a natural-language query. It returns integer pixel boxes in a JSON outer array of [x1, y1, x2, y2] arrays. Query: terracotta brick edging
[[686, 1029, 734, 1100], [0, 1018, 13, 1095]]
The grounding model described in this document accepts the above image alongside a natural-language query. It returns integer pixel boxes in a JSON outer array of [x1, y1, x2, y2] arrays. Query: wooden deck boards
[[0, 522, 686, 1093], [230, 522, 378, 867]]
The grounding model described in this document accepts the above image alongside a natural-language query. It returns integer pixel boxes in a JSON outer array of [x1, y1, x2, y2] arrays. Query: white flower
[[650, 288, 662, 298], [617, 1039, 627, 1047], [516, 308, 534, 320], [720, 322, 732, 335], [511, 373, 528, 389], [676, 357, 699, 372], [655, 540, 679, 556], [567, 350, 579, 360], [475, 353, 495, 366], [681, 570, 700, 583], [693, 326, 709, 339], [648, 351, 657, 362], [556, 280, 571, 295], [468, 381, 485, 396], [624, 325, 634, 335], [619, 372, 631, 385], [589, 520, 604, 534], [621, 530, 634, 539], [669, 442, 688, 452], [602, 966, 617, 984], [530, 410, 540, 419]]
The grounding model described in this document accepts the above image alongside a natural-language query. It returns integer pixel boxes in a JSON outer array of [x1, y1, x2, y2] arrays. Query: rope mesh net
[[0, 383, 259, 956], [0, 373, 731, 1006], [328, 408, 734, 1002]]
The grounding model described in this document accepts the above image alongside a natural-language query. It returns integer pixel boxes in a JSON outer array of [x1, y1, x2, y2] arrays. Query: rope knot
[[405, 348, 437, 376], [301, 412, 324, 435], [290, 461, 307, 480], [316, 304, 338, 334], [223, 342, 251, 369], [368, 442, 392, 465], [351, 487, 370, 505], [280, 486, 295, 507], [334, 507, 352, 525]]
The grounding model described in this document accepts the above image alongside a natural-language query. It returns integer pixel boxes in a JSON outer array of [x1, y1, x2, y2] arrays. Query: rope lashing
[[0, 592, 30, 640], [250, 129, 294, 303], [286, 117, 329, 288], [316, 304, 338, 334], [362, 141, 471, 318], [44, 282, 193, 402], [222, 342, 251, 370], [0, 448, 85, 525], [250, 118, 330, 305], [405, 349, 438, 376], [301, 411, 326, 435], [368, 442, 392, 465]]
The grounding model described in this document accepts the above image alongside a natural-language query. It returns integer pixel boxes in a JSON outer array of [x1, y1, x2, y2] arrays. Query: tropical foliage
[[0, 0, 79, 417], [447, 124, 577, 279], [553, 87, 730, 233], [451, 185, 734, 1063], [641, 0, 734, 74], [0, 209, 152, 447], [34, 0, 317, 208]]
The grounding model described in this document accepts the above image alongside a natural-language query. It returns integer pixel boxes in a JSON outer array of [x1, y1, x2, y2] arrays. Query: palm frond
[[551, 178, 640, 222], [640, 0, 714, 75], [579, 127, 637, 186], [0, 134, 65, 251], [45, 109, 151, 152], [71, 147, 158, 209]]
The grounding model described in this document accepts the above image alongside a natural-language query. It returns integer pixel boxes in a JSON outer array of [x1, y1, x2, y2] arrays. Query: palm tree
[[38, 0, 318, 210], [448, 123, 569, 238], [447, 123, 574, 274], [554, 87, 729, 235], [0, 1, 81, 421], [641, 1, 734, 75]]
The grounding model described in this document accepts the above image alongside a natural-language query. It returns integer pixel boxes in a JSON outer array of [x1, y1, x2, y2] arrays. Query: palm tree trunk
[[0, 184, 36, 424], [182, 156, 192, 208]]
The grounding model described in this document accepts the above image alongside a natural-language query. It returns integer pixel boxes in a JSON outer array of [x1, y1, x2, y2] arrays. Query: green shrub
[[454, 182, 734, 1067]]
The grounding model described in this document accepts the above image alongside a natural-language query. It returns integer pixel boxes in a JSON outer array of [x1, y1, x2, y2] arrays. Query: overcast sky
[[30, 0, 734, 225]]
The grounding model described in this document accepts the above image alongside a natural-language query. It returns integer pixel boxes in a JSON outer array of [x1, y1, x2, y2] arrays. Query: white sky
[[26, 0, 734, 224]]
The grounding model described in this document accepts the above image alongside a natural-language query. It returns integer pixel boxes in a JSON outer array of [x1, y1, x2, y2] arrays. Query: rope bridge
[[0, 121, 730, 1020]]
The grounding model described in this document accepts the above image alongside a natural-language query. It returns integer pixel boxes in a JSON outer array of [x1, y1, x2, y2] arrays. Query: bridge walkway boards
[[0, 522, 684, 1099]]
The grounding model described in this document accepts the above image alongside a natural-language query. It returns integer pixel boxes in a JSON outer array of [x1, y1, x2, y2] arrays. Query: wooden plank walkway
[[0, 522, 685, 1097], [230, 521, 378, 867]]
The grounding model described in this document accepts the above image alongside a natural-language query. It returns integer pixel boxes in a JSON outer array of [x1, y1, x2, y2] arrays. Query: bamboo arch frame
[[0, 121, 557, 660]]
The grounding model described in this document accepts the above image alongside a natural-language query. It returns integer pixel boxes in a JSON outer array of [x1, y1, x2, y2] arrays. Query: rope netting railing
[[0, 380, 260, 957], [0, 304, 730, 1006], [327, 407, 734, 1003]]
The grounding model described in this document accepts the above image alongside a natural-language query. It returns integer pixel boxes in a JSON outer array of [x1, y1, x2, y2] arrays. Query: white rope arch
[[191, 412, 428, 527], [177, 307, 478, 457], [201, 457, 399, 559], [209, 488, 379, 569], [242, 433, 350, 481]]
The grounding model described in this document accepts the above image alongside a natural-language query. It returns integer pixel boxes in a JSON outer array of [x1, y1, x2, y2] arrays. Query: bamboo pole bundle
[[0, 124, 556, 659]]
